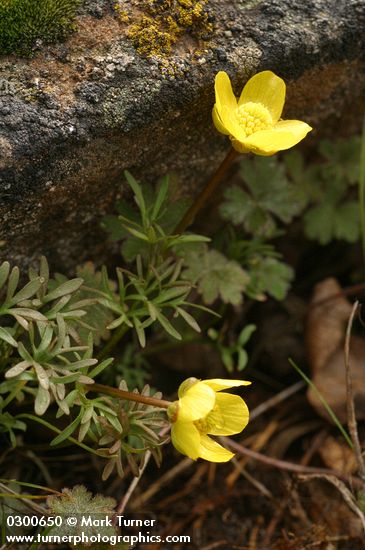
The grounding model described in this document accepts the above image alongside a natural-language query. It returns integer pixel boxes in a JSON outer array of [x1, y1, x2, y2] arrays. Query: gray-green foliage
[[98, 258, 202, 345], [97, 382, 167, 480], [0, 257, 113, 440], [0, 256, 168, 470], [101, 172, 210, 343], [0, 0, 81, 55]]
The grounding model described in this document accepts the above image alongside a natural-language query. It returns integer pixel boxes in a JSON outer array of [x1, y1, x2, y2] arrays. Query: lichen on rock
[[0, 0, 81, 56], [115, 0, 214, 58]]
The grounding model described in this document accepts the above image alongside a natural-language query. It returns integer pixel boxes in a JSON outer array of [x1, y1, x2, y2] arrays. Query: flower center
[[236, 102, 273, 137], [195, 405, 224, 434]]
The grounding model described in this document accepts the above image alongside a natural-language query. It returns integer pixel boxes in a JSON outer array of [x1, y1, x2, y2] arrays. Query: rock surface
[[1, 0, 365, 271]]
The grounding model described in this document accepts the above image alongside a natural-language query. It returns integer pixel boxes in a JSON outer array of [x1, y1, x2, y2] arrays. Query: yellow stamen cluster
[[236, 102, 273, 137], [195, 406, 222, 432]]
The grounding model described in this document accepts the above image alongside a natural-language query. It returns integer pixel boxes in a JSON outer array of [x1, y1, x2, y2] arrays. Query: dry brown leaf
[[318, 435, 358, 474], [299, 476, 365, 538], [305, 278, 365, 423]]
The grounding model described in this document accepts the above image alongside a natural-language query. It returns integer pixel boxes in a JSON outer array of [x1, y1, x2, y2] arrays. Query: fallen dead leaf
[[305, 278, 365, 423], [318, 435, 358, 474]]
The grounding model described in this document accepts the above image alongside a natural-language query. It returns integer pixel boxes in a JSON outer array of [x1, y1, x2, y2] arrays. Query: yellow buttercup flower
[[168, 377, 250, 462], [213, 70, 312, 156]]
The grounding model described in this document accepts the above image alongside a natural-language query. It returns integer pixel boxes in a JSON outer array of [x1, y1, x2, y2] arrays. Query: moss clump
[[116, 0, 213, 58], [0, 0, 81, 56]]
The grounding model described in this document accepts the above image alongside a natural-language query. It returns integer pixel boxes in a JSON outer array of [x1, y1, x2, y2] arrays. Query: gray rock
[[1, 0, 365, 272]]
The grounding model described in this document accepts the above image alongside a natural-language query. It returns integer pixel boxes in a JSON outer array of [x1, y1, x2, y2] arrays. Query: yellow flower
[[168, 377, 250, 462], [212, 70, 312, 156]]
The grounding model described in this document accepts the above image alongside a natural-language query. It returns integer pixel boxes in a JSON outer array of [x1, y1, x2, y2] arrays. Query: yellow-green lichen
[[0, 0, 81, 56], [115, 0, 214, 58]]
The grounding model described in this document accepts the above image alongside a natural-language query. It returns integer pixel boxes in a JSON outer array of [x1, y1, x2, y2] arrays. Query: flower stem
[[86, 382, 171, 409], [173, 146, 238, 235]]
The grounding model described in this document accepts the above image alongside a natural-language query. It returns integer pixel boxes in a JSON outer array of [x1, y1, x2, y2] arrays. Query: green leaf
[[6, 266, 20, 303], [73, 263, 117, 345], [123, 225, 150, 242], [5, 361, 30, 378], [220, 157, 307, 236], [319, 136, 361, 184], [304, 203, 336, 245], [175, 307, 201, 333], [0, 327, 18, 347], [304, 201, 360, 245], [10, 277, 43, 306], [50, 413, 82, 445], [155, 311, 182, 340], [8, 308, 47, 322], [333, 201, 360, 242], [47, 485, 117, 540], [153, 285, 190, 305], [0, 262, 10, 292], [238, 324, 256, 346], [34, 386, 51, 416], [237, 348, 249, 371], [88, 358, 114, 379], [121, 237, 150, 263], [44, 278, 83, 303], [219, 185, 253, 226], [247, 257, 294, 301], [151, 175, 169, 221], [133, 317, 146, 347], [101, 214, 129, 241], [184, 247, 249, 305], [124, 171, 147, 226]]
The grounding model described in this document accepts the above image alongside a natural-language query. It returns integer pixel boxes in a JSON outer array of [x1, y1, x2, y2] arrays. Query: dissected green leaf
[[220, 157, 307, 236], [304, 201, 360, 245], [333, 201, 361, 242], [184, 247, 249, 305], [47, 486, 120, 543], [246, 257, 294, 301], [319, 136, 361, 184]]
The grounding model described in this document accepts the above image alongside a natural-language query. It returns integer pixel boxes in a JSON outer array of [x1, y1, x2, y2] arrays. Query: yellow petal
[[178, 377, 199, 398], [275, 119, 313, 135], [212, 105, 230, 135], [219, 105, 247, 142], [214, 71, 237, 112], [178, 381, 216, 421], [242, 119, 312, 155], [230, 137, 253, 155], [203, 378, 251, 392], [199, 434, 234, 462], [238, 71, 285, 123], [207, 393, 249, 435], [171, 421, 200, 460]]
